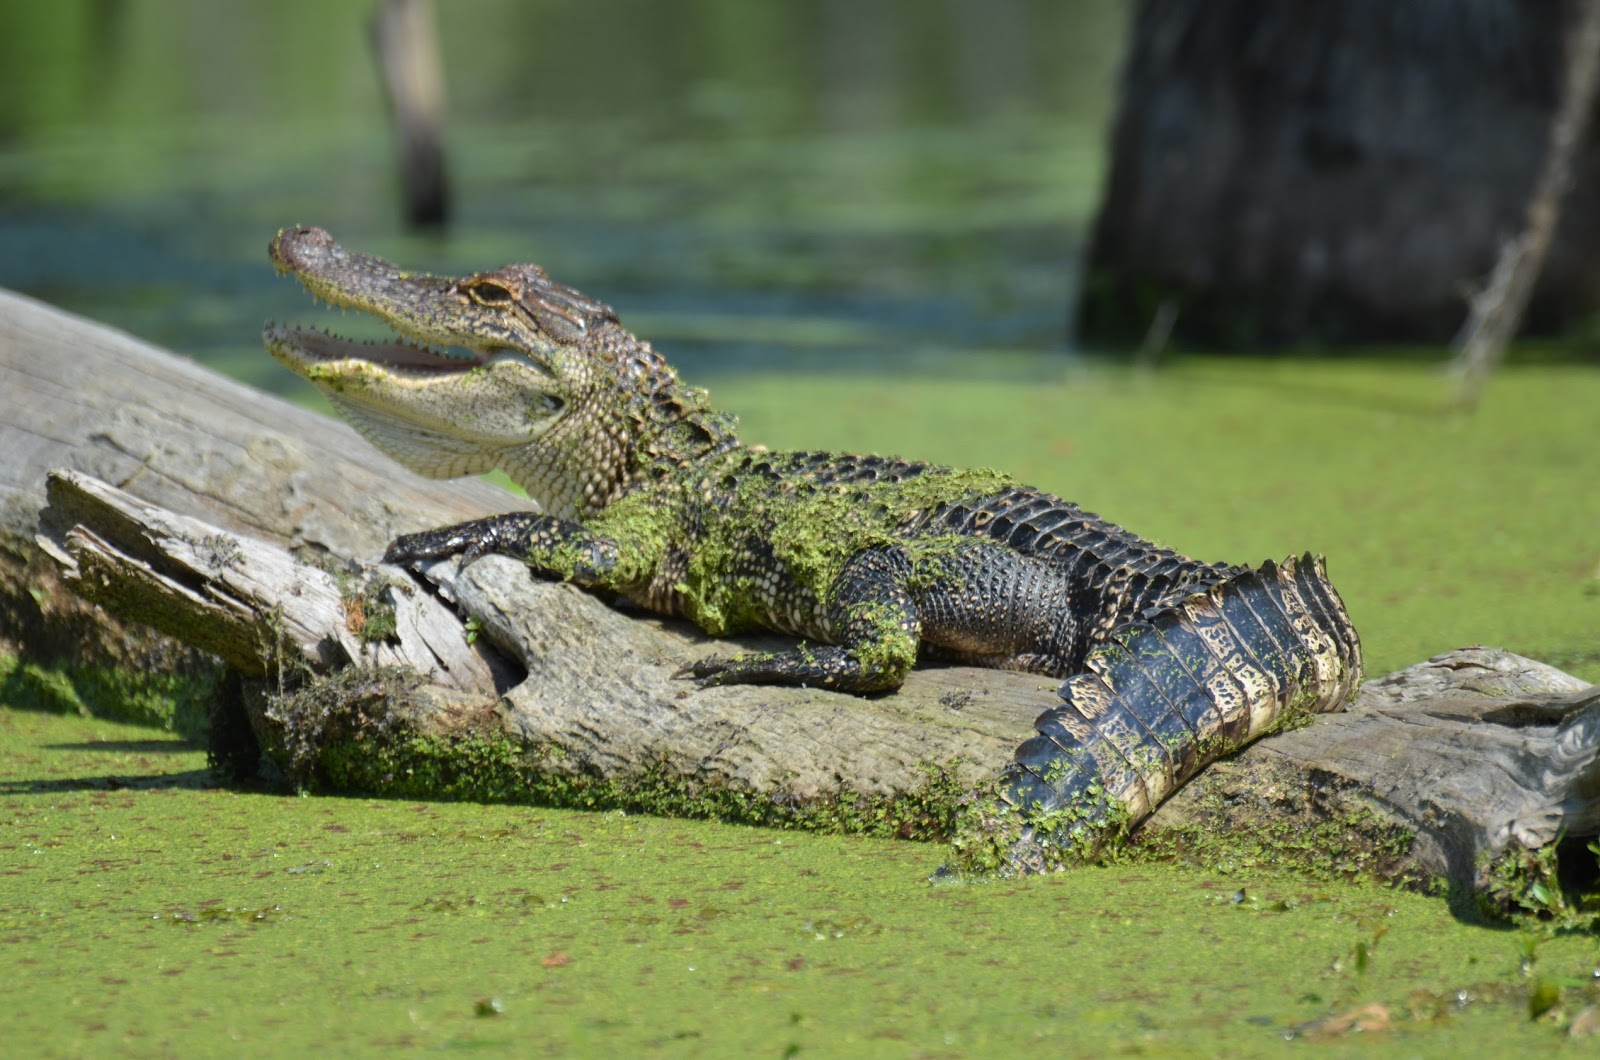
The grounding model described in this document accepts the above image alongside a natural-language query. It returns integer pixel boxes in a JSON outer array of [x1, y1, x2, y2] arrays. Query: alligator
[[263, 225, 1363, 863]]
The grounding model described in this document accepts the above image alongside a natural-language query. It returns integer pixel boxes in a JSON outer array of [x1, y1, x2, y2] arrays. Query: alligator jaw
[[263, 225, 508, 380], [262, 323, 488, 383], [260, 225, 736, 514]]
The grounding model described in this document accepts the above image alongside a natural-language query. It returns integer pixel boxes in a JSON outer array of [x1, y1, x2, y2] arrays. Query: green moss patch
[[0, 652, 217, 742], [1122, 758, 1426, 885], [1480, 839, 1600, 929], [260, 666, 970, 843]]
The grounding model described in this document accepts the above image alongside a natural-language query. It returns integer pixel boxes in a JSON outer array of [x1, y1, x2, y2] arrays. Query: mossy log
[[3, 288, 1598, 894], [1139, 650, 1599, 896]]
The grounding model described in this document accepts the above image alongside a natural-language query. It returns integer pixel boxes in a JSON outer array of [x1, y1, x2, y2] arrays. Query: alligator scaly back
[[982, 553, 1361, 869]]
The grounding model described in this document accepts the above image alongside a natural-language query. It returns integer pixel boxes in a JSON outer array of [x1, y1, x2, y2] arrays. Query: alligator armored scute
[[1004, 554, 1361, 860], [262, 225, 1364, 862]]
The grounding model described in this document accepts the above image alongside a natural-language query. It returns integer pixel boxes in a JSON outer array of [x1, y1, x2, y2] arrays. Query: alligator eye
[[468, 281, 516, 306]]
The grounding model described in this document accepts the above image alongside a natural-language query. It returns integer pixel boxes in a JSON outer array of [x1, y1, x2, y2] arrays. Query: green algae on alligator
[[264, 226, 1362, 867]]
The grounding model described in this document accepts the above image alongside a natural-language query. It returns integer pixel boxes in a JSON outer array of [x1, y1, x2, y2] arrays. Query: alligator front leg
[[681, 546, 921, 694], [385, 512, 624, 586]]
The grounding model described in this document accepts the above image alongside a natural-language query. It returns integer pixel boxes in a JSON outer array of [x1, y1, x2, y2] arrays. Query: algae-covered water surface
[[5, 709, 1600, 1055], [5, 358, 1600, 1052], [5, 1, 1599, 1052]]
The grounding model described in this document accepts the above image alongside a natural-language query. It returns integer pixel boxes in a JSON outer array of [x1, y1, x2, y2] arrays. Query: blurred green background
[[0, 0, 1125, 388]]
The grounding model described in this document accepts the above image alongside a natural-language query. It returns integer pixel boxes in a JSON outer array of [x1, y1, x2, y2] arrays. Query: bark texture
[[1449, 0, 1600, 407]]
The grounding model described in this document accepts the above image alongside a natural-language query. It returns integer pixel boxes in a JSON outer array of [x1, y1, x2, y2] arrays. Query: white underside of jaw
[[327, 393, 502, 479]]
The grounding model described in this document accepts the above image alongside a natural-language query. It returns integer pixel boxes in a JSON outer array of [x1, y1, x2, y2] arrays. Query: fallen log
[[3, 289, 1597, 900], [1136, 649, 1599, 901]]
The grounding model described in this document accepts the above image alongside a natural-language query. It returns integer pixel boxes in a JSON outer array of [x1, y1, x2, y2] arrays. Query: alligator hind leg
[[912, 540, 1082, 676], [682, 539, 1081, 691], [680, 546, 921, 693]]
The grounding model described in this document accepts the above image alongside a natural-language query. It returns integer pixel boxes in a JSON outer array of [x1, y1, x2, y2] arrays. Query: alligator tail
[[998, 553, 1362, 869]]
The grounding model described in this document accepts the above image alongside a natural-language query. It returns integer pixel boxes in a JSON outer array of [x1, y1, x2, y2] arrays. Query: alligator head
[[263, 226, 734, 518]]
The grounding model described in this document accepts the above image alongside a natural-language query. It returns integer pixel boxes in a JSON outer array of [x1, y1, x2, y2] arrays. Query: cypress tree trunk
[[1079, 0, 1600, 349]]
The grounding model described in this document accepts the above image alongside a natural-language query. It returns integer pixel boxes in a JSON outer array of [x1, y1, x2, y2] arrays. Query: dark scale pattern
[[916, 487, 1240, 608], [1002, 555, 1362, 860], [272, 227, 1364, 862]]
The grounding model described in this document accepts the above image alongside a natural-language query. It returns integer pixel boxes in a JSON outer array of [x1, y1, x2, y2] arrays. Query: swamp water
[[3, 1, 1598, 1051]]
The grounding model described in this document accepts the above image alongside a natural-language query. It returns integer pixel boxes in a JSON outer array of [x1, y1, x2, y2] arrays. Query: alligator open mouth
[[262, 322, 489, 379], [264, 224, 500, 380]]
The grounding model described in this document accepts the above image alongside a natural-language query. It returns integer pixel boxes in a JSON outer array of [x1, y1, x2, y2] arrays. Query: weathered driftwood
[[1144, 649, 1599, 893], [3, 288, 1598, 893], [33, 469, 496, 692]]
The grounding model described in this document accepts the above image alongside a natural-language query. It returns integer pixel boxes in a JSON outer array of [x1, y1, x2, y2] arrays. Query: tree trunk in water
[[372, 0, 450, 229], [1080, 0, 1600, 349], [1449, 0, 1600, 408]]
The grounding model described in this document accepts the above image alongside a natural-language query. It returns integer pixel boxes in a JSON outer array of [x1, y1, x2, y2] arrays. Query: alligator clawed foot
[[384, 532, 447, 566], [674, 656, 736, 687], [384, 526, 487, 568]]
